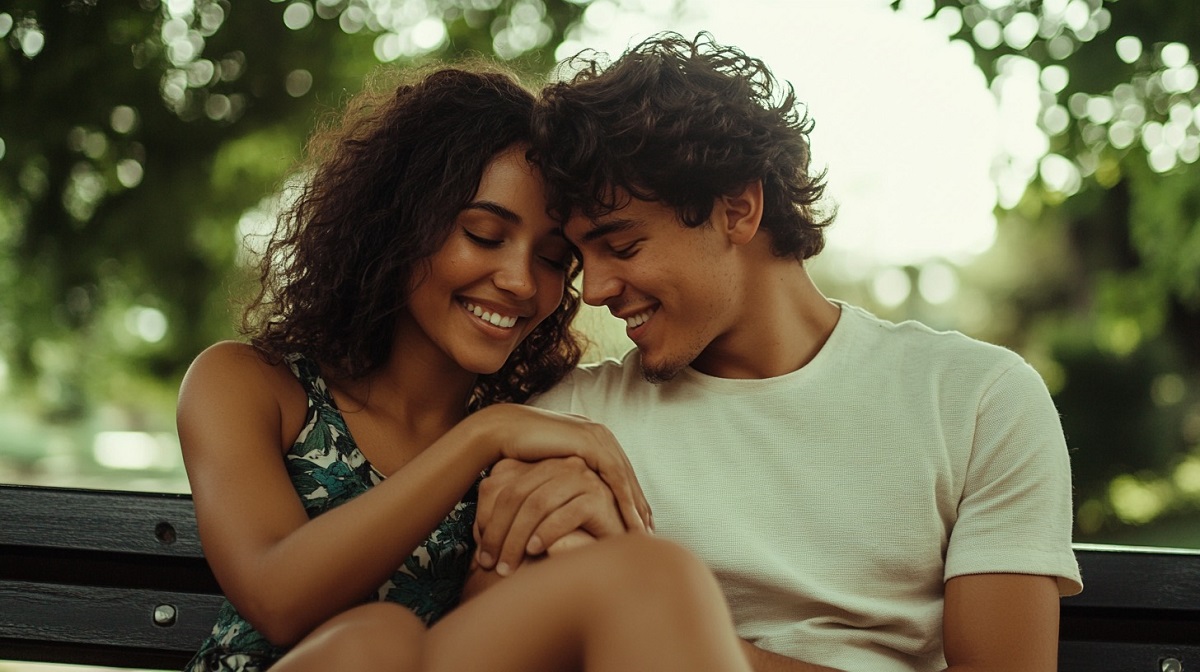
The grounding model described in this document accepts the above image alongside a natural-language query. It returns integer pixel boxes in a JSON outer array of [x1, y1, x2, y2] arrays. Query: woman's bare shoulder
[[179, 341, 306, 431]]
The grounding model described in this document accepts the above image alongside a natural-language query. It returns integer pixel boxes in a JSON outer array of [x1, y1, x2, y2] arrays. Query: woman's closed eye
[[463, 228, 502, 248]]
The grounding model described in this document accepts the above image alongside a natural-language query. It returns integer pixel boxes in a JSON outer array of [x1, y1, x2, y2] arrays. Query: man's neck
[[690, 262, 839, 380]]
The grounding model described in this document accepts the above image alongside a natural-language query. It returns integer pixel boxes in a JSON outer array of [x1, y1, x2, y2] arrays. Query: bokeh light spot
[[1108, 121, 1136, 149], [1046, 34, 1074, 59], [20, 27, 45, 57], [871, 267, 912, 308], [1152, 373, 1186, 406], [1115, 35, 1142, 64], [1180, 137, 1200, 164], [283, 1, 314, 30], [1163, 65, 1199, 94], [1041, 104, 1070, 135], [1108, 474, 1167, 525], [1148, 144, 1178, 173], [116, 159, 144, 188], [917, 262, 958, 305], [286, 69, 313, 97], [1099, 318, 1142, 355], [110, 106, 138, 134], [205, 94, 232, 121], [1085, 96, 1114, 124], [340, 5, 366, 33], [1063, 0, 1091, 32], [1002, 12, 1038, 50], [1039, 64, 1069, 93], [583, 0, 617, 29], [187, 59, 216, 87], [1039, 153, 1081, 195], [162, 17, 188, 42], [412, 18, 447, 51], [1174, 458, 1200, 496], [971, 19, 1002, 50], [932, 6, 962, 36], [125, 306, 168, 343], [165, 0, 195, 19], [83, 132, 108, 159], [1161, 42, 1190, 69], [374, 33, 402, 62]]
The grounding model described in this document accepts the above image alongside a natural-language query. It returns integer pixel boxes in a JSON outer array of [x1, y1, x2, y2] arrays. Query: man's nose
[[580, 262, 621, 307]]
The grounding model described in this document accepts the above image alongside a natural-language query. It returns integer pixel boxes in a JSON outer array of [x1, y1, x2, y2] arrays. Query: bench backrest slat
[[0, 485, 204, 557]]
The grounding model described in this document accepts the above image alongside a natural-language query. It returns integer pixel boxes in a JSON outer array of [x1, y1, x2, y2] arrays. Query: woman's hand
[[474, 457, 623, 574], [468, 404, 652, 537]]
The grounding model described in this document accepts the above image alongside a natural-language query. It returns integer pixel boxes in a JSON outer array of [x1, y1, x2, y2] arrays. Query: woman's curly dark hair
[[241, 63, 583, 410], [532, 31, 834, 261]]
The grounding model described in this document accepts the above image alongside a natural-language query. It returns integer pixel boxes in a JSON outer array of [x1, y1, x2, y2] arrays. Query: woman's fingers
[[483, 405, 653, 533]]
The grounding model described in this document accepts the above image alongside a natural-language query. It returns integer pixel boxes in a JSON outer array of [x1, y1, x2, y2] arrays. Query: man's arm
[[942, 573, 1060, 672]]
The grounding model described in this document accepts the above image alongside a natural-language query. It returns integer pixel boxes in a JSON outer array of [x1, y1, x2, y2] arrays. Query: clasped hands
[[474, 456, 643, 577]]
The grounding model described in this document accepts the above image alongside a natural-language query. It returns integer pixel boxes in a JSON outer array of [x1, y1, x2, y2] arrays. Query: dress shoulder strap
[[283, 353, 335, 409]]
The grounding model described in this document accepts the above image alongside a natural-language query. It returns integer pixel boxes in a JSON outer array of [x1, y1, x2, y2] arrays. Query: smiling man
[[473, 32, 1082, 672]]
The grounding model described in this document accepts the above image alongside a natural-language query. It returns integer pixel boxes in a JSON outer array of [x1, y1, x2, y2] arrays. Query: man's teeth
[[625, 309, 654, 328], [463, 301, 518, 328]]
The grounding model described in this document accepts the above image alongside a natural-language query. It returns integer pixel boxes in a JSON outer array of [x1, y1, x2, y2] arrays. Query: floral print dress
[[184, 354, 477, 671]]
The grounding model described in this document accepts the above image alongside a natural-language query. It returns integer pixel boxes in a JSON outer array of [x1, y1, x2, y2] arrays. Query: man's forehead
[[564, 212, 642, 244]]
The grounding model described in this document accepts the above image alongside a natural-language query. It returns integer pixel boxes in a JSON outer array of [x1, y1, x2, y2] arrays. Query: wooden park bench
[[2, 482, 1199, 671]]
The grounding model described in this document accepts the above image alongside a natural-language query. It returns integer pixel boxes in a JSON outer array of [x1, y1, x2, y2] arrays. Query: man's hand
[[474, 457, 631, 575]]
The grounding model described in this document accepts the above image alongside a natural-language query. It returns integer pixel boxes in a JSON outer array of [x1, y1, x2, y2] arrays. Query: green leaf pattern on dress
[[183, 354, 476, 671]]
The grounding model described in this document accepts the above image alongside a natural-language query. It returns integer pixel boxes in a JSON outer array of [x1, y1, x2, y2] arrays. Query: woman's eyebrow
[[463, 200, 521, 224]]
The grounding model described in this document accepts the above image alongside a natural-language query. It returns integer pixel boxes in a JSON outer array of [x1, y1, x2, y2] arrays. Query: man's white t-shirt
[[531, 302, 1082, 672]]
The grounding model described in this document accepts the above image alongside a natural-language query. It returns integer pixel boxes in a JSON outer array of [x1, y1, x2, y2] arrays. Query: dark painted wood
[[1057, 641, 1199, 672], [3, 485, 1200, 670], [0, 484, 223, 669], [1058, 544, 1200, 672], [0, 581, 222, 647], [0, 484, 204, 556]]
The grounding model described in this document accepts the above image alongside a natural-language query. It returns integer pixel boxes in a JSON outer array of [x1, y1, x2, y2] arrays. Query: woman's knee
[[275, 602, 426, 672], [587, 535, 726, 609]]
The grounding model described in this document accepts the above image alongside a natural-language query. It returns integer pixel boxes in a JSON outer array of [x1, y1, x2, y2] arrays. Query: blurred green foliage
[[0, 0, 586, 490], [915, 0, 1200, 545], [1, 0, 1199, 545]]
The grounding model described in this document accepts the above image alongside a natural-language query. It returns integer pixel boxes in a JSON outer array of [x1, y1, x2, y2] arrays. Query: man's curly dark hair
[[533, 31, 834, 261], [241, 63, 584, 411]]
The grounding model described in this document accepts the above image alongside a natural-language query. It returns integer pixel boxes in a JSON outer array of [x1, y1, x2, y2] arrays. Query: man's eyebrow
[[579, 218, 641, 244], [463, 200, 521, 224]]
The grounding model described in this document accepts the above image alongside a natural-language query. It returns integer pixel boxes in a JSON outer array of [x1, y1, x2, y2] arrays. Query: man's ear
[[714, 180, 764, 246]]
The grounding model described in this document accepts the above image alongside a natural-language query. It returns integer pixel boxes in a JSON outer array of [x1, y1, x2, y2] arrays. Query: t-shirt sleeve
[[944, 359, 1083, 596]]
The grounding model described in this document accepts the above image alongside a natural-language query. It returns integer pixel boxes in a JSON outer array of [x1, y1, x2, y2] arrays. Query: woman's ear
[[714, 180, 764, 246]]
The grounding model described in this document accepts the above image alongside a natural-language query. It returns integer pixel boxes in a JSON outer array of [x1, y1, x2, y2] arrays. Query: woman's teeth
[[463, 301, 518, 329]]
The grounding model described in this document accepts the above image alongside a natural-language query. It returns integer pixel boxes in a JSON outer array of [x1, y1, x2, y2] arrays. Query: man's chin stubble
[[641, 359, 686, 384]]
